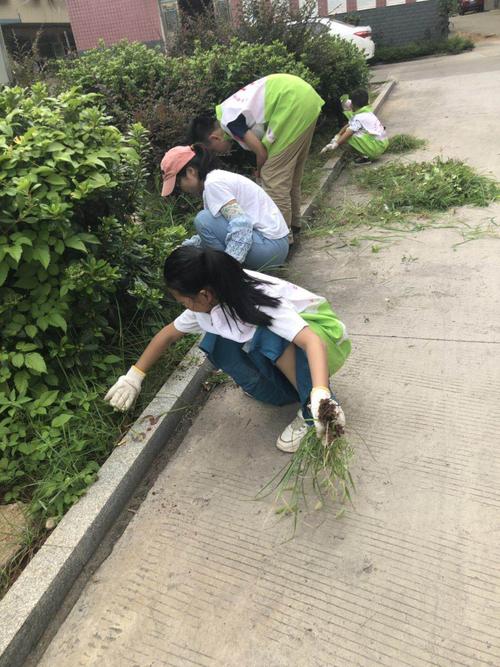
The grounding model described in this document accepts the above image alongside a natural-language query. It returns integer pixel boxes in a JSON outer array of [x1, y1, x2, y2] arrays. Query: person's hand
[[310, 387, 346, 440], [320, 140, 339, 155], [104, 366, 145, 411]]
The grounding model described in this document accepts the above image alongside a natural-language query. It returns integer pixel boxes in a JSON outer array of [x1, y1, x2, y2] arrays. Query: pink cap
[[160, 145, 196, 196]]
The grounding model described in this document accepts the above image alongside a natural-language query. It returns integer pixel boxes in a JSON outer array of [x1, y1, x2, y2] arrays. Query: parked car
[[457, 0, 484, 13], [305, 18, 375, 60]]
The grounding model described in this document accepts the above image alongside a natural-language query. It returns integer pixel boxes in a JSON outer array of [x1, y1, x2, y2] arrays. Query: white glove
[[310, 386, 346, 438], [320, 140, 339, 155], [104, 365, 145, 411]]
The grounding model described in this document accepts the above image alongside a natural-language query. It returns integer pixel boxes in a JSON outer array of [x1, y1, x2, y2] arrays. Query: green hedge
[[0, 85, 187, 517], [373, 35, 474, 64]]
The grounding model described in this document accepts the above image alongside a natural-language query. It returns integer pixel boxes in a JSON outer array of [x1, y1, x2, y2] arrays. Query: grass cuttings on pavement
[[386, 134, 426, 154], [258, 400, 354, 530], [357, 158, 499, 212]]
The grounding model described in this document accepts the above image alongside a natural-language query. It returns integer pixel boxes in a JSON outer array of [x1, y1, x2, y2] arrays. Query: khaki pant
[[260, 120, 317, 230]]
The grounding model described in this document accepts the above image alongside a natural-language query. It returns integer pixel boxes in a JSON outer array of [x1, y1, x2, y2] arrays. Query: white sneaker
[[276, 410, 309, 453]]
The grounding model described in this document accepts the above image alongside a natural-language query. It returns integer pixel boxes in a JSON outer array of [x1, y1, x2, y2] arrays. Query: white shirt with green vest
[[216, 74, 324, 158]]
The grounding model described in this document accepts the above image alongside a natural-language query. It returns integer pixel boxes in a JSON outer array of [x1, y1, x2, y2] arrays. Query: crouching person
[[105, 247, 351, 452]]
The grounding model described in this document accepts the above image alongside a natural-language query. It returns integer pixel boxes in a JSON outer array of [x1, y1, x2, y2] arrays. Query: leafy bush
[[170, 0, 319, 58], [55, 39, 318, 161], [0, 85, 188, 517], [300, 33, 369, 110], [55, 40, 170, 131], [373, 35, 474, 64]]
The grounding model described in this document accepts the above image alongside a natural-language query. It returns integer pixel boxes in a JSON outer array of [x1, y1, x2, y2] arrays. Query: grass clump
[[387, 134, 426, 154], [259, 401, 354, 530], [373, 35, 474, 64], [357, 158, 499, 212]]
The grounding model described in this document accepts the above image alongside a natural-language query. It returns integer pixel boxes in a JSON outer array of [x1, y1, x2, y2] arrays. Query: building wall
[[66, 0, 164, 51], [335, 0, 448, 46], [0, 0, 69, 24]]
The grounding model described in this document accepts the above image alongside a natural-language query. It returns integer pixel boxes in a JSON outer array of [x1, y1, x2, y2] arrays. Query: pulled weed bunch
[[357, 158, 499, 212], [259, 400, 354, 529]]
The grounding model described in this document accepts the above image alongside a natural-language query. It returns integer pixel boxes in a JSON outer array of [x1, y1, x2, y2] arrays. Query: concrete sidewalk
[[37, 50, 500, 666]]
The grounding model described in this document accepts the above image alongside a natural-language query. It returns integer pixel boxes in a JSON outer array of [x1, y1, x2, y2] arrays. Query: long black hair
[[177, 143, 220, 183], [164, 247, 280, 327]]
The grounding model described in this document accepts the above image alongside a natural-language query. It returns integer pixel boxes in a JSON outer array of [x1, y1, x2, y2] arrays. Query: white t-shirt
[[173, 270, 325, 344], [349, 111, 387, 141], [203, 170, 288, 241]]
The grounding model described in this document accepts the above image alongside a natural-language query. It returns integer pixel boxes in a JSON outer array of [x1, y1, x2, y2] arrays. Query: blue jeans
[[199, 328, 322, 420], [194, 210, 289, 270]]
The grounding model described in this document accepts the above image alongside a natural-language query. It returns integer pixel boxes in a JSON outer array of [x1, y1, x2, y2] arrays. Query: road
[[35, 25, 500, 667]]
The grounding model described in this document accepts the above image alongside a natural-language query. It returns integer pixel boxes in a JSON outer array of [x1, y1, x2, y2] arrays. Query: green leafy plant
[[300, 33, 369, 110], [0, 85, 190, 522], [373, 35, 474, 64]]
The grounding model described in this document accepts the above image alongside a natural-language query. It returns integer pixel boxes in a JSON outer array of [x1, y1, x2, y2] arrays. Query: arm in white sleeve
[[220, 200, 253, 264]]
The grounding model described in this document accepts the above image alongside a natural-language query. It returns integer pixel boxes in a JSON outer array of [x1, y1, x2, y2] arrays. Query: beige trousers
[[260, 120, 317, 230]]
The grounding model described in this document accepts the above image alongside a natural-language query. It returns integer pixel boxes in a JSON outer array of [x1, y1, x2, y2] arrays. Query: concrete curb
[[300, 78, 396, 220], [0, 78, 396, 667]]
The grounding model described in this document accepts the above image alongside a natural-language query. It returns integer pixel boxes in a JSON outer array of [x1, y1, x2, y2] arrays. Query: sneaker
[[353, 156, 372, 166], [276, 410, 309, 453]]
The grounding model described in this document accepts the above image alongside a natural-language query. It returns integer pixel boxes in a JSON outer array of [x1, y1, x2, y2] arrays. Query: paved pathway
[[37, 45, 500, 667]]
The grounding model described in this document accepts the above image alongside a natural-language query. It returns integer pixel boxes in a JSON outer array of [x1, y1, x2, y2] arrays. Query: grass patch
[[373, 35, 474, 64], [386, 134, 426, 154], [357, 158, 499, 212]]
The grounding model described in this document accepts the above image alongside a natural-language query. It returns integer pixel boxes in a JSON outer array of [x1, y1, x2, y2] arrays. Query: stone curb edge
[[0, 78, 396, 667]]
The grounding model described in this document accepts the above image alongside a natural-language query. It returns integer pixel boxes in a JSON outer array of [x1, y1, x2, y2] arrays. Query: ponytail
[[164, 247, 280, 327], [178, 143, 219, 182]]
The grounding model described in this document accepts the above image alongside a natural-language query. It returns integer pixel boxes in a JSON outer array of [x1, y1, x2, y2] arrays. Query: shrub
[[169, 39, 319, 113], [55, 40, 170, 130], [0, 85, 188, 516], [373, 35, 474, 64], [300, 33, 369, 110]]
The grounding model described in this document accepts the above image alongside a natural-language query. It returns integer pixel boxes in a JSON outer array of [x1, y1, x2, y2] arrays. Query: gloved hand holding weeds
[[310, 386, 346, 444], [105, 366, 145, 411]]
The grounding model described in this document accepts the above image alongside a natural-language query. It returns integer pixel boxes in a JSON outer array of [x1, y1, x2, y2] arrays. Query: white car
[[306, 18, 375, 60]]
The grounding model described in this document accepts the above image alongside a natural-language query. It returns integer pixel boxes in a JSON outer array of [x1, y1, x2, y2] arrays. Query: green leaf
[[51, 414, 73, 428], [24, 324, 38, 338], [65, 237, 87, 252], [0, 263, 8, 287], [45, 174, 67, 186], [14, 370, 29, 394], [32, 246, 50, 269], [38, 390, 59, 407], [11, 353, 24, 368], [48, 312, 67, 332], [6, 245, 22, 263], [25, 352, 47, 374]]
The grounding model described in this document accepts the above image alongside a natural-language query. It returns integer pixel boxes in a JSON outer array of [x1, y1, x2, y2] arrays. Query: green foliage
[[170, 39, 318, 113], [373, 35, 474, 64], [300, 33, 369, 110], [386, 134, 427, 154], [0, 85, 189, 518], [357, 158, 499, 212], [55, 41, 169, 129], [53, 39, 317, 161]]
